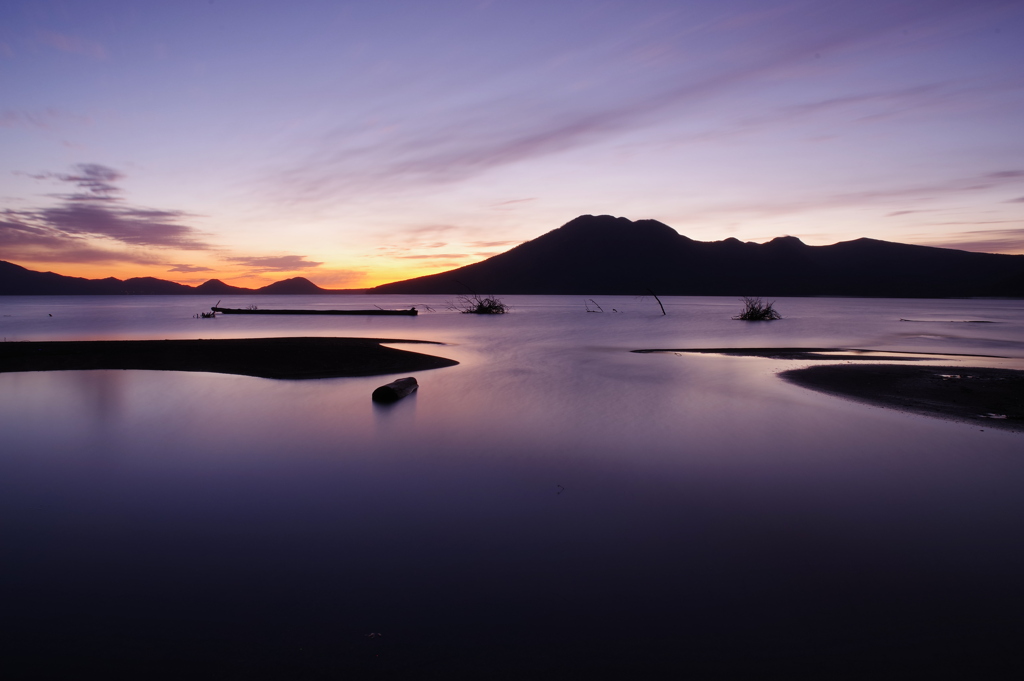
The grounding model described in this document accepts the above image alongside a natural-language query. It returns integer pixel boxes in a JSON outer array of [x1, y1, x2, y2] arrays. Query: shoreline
[[781, 364, 1024, 432], [632, 347, 1007, 361], [0, 337, 459, 379], [635, 346, 1023, 431]]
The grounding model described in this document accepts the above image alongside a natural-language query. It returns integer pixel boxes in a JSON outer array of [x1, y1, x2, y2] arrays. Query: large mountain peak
[[372, 215, 1024, 297], [556, 214, 681, 238]]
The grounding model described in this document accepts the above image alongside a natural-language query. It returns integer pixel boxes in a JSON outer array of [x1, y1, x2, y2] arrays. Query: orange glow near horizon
[[6, 257, 470, 291], [2, 3, 1023, 286]]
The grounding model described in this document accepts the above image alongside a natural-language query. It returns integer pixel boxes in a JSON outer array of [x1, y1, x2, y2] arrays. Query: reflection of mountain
[[373, 215, 1024, 297], [0, 261, 363, 295]]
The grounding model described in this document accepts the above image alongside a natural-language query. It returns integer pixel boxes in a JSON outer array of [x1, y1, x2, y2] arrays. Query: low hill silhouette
[[256, 277, 328, 294], [0, 260, 363, 295], [373, 215, 1024, 297], [195, 279, 252, 295]]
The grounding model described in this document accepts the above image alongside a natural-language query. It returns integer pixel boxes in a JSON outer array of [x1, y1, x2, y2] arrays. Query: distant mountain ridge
[[0, 261, 363, 295], [5, 215, 1024, 297], [373, 215, 1024, 298]]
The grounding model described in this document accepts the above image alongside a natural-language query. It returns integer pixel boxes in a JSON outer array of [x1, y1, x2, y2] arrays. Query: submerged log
[[372, 377, 419, 402]]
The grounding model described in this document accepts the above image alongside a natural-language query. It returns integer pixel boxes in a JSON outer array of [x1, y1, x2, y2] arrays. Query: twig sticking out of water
[[646, 289, 666, 316]]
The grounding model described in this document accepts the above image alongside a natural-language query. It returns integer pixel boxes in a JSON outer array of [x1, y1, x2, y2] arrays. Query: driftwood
[[372, 377, 419, 402]]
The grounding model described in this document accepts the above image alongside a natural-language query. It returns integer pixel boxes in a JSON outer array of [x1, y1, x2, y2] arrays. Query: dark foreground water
[[2, 295, 1023, 679]]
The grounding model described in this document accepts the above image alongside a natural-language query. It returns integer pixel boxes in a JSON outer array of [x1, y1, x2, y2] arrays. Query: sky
[[2, 0, 1023, 289]]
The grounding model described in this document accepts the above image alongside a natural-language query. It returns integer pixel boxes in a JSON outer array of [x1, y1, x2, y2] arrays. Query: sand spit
[[782, 364, 1024, 432], [0, 337, 458, 379], [634, 346, 1021, 431], [632, 347, 1006, 361]]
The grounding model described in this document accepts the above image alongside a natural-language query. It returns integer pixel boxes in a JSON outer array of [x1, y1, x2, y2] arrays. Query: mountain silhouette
[[5, 215, 1024, 297], [372, 215, 1024, 297], [256, 277, 328, 294], [0, 260, 360, 295], [194, 279, 252, 295]]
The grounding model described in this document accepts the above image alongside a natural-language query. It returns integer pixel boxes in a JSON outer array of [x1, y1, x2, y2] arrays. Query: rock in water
[[372, 377, 419, 403]]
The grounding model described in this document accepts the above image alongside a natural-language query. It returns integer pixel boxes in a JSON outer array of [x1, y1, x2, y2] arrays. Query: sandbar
[[781, 364, 1024, 432], [0, 337, 458, 379], [632, 347, 1004, 361]]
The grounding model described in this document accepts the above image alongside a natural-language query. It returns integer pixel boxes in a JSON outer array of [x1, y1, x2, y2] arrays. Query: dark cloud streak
[[1, 164, 214, 265], [0, 212, 165, 265], [32, 163, 125, 199]]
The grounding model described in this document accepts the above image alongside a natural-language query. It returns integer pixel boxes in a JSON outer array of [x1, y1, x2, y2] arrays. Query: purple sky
[[2, 0, 1023, 287]]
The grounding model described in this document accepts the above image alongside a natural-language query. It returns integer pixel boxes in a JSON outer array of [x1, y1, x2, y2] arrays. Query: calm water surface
[[2, 295, 1023, 678]]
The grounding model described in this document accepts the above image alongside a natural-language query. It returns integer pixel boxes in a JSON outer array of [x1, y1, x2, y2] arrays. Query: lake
[[2, 295, 1023, 679]]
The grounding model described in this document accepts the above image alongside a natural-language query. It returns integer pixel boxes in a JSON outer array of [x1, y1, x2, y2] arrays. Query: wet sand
[[632, 347, 1004, 361], [0, 337, 458, 379], [782, 364, 1024, 432]]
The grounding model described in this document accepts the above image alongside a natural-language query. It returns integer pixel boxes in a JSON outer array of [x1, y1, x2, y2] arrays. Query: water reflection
[[1, 296, 1023, 676], [373, 382, 419, 438], [72, 369, 123, 422]]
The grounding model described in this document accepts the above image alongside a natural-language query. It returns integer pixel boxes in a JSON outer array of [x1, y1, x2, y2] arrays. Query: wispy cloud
[[490, 198, 538, 213], [395, 253, 473, 260], [646, 71, 1024, 155], [34, 204, 206, 248], [1, 109, 89, 130], [36, 30, 107, 59], [887, 209, 939, 217], [0, 212, 164, 265], [168, 264, 213, 273], [400, 224, 461, 238], [225, 255, 324, 272], [268, 0, 1009, 204], [373, 224, 469, 259], [305, 268, 367, 288], [669, 169, 1024, 223], [0, 163, 213, 265], [29, 163, 122, 200], [923, 228, 1024, 253], [469, 239, 520, 249], [489, 197, 536, 205]]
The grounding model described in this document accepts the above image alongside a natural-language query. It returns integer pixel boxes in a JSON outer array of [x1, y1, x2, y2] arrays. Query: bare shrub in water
[[449, 294, 509, 314], [733, 296, 781, 321]]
